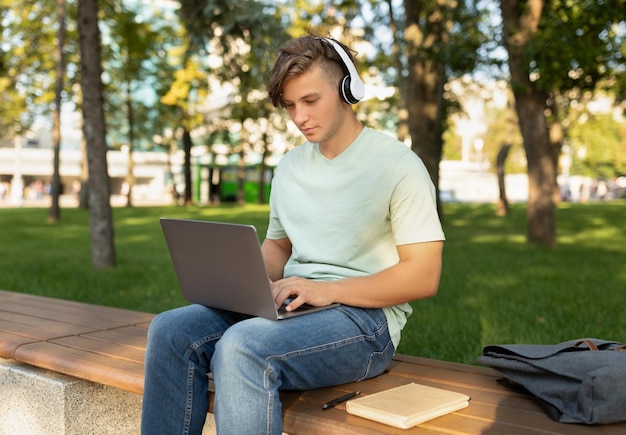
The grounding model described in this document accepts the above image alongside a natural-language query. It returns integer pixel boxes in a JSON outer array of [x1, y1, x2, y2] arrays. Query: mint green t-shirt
[[266, 127, 445, 348]]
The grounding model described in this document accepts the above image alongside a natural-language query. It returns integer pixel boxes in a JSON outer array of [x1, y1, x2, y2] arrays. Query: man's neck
[[318, 117, 364, 160]]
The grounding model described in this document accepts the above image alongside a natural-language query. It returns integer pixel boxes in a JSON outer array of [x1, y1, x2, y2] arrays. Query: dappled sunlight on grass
[[464, 233, 527, 244]]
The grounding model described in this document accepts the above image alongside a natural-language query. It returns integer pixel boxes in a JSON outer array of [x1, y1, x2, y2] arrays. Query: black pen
[[321, 390, 360, 410]]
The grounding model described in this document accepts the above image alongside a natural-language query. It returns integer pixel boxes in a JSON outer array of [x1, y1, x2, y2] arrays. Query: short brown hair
[[267, 35, 356, 108]]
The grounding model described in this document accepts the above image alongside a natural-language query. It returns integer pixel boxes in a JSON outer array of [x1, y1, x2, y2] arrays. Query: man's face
[[281, 64, 346, 147]]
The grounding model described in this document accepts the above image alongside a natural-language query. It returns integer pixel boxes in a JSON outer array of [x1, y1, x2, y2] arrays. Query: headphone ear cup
[[320, 37, 365, 104], [340, 75, 358, 105]]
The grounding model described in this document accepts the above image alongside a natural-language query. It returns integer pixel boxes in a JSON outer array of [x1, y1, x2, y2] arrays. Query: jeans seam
[[182, 333, 221, 434], [267, 318, 389, 362], [264, 365, 275, 434], [183, 363, 194, 435]]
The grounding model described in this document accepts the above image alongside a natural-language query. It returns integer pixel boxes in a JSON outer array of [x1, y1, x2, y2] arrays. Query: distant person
[[141, 34, 445, 434]]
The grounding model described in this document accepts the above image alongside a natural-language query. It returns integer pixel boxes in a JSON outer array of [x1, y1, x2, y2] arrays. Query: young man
[[141, 35, 444, 435]]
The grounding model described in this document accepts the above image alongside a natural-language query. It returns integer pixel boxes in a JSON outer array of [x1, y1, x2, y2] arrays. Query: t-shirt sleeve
[[389, 152, 445, 245]]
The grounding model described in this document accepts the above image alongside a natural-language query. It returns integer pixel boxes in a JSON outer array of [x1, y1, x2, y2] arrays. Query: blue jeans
[[141, 304, 394, 435]]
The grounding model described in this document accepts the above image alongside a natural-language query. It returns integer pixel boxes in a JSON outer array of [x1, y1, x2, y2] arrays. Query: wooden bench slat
[[81, 326, 152, 346], [0, 330, 39, 358], [393, 353, 489, 374], [12, 341, 145, 394], [419, 412, 539, 435], [449, 402, 563, 433], [440, 405, 624, 435], [134, 321, 153, 330], [0, 290, 21, 302], [0, 290, 154, 329], [0, 314, 100, 344], [387, 357, 503, 391], [48, 334, 146, 363]]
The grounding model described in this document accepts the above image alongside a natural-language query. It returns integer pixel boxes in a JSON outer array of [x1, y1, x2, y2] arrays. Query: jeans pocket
[[358, 335, 395, 381]]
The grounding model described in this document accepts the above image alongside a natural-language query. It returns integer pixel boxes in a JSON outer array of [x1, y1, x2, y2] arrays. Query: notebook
[[346, 382, 470, 429], [160, 218, 339, 320]]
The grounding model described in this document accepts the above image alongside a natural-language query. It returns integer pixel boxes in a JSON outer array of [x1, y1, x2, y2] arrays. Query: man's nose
[[292, 105, 308, 125]]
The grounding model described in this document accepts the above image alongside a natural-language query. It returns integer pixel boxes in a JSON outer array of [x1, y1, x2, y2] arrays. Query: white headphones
[[320, 37, 365, 104]]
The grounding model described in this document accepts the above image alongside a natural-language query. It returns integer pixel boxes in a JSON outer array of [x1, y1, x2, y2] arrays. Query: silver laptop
[[160, 218, 339, 320]]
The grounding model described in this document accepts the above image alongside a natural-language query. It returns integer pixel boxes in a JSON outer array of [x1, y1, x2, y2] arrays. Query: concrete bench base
[[0, 357, 217, 435]]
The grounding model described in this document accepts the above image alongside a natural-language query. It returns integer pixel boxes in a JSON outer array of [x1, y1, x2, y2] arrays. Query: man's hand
[[271, 276, 334, 312]]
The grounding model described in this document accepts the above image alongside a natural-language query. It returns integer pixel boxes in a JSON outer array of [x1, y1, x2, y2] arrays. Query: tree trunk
[[386, 0, 409, 143], [500, 0, 556, 247], [547, 90, 565, 204], [78, 0, 116, 268], [78, 134, 89, 209], [517, 91, 556, 246], [258, 131, 269, 204], [48, 0, 66, 222], [404, 0, 448, 219], [406, 60, 445, 196], [166, 144, 180, 204], [496, 143, 511, 216], [182, 127, 193, 205], [125, 92, 135, 207], [237, 148, 246, 206]]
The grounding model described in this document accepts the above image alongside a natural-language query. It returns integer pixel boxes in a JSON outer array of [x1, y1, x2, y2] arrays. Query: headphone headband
[[319, 37, 365, 104]]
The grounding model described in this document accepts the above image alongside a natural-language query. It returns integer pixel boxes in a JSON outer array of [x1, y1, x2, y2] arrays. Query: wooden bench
[[1, 288, 625, 434]]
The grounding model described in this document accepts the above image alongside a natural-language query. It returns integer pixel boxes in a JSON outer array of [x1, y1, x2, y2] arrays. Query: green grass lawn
[[1, 201, 624, 365]]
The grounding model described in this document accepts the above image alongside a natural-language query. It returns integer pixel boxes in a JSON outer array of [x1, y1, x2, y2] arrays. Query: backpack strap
[[573, 339, 626, 351]]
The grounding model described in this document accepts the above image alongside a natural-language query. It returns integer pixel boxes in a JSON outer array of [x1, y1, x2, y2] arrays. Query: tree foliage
[[99, 1, 173, 206], [174, 0, 289, 204], [0, 0, 57, 139], [1, 0, 624, 218], [524, 0, 625, 94], [569, 113, 626, 179]]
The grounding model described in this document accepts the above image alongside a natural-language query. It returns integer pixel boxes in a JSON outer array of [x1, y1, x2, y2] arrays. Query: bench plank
[[13, 340, 145, 394], [0, 312, 100, 341], [81, 326, 152, 348], [51, 332, 146, 363], [0, 290, 154, 329], [0, 330, 39, 357]]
